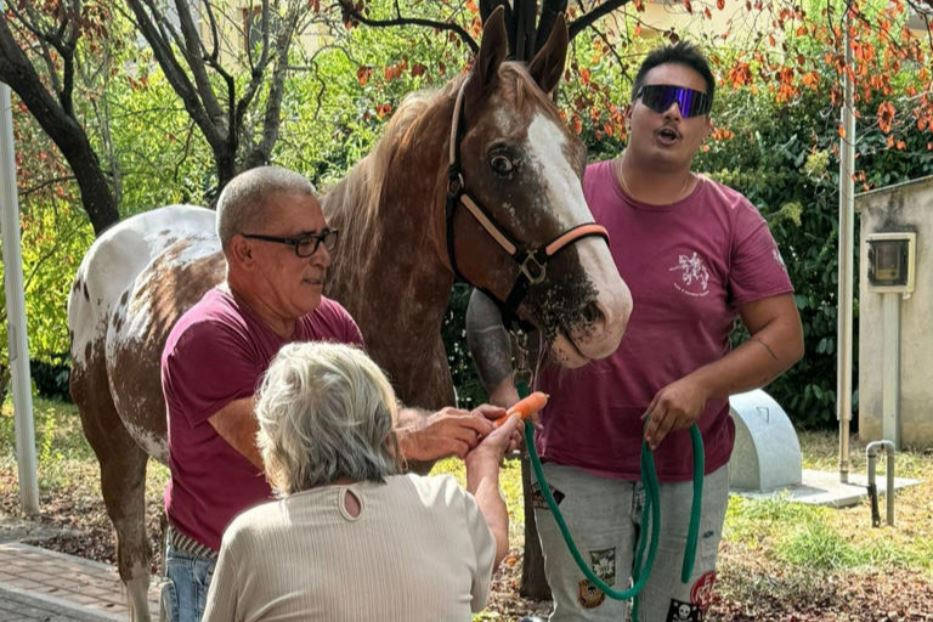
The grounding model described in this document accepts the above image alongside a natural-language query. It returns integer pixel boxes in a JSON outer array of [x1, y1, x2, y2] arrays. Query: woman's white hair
[[256, 342, 401, 495]]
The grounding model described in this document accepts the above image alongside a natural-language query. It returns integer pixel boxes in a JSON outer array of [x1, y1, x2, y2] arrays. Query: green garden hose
[[523, 419, 705, 614]]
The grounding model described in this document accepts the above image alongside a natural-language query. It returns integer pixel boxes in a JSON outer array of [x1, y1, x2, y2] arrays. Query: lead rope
[[514, 332, 705, 616]]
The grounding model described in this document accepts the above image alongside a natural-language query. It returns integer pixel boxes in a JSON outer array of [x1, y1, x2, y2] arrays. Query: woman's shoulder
[[385, 473, 465, 509], [222, 498, 288, 542]]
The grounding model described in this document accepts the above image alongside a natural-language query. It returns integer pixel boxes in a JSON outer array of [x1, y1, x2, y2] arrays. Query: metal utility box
[[866, 232, 916, 294], [857, 176, 933, 448]]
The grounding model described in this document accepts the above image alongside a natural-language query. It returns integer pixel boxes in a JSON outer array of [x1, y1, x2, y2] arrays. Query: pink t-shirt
[[536, 161, 793, 482], [162, 288, 364, 550]]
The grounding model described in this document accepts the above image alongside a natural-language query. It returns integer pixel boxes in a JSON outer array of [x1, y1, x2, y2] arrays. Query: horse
[[66, 8, 632, 620]]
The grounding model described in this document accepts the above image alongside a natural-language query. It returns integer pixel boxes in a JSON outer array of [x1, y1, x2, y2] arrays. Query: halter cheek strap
[[445, 81, 610, 326]]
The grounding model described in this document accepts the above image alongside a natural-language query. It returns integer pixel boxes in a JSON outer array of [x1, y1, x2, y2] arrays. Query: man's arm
[[208, 397, 263, 469], [643, 293, 804, 449], [465, 289, 521, 408], [210, 396, 505, 467], [396, 404, 503, 461]]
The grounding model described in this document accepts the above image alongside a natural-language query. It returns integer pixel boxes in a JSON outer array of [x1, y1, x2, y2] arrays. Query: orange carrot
[[495, 391, 549, 427]]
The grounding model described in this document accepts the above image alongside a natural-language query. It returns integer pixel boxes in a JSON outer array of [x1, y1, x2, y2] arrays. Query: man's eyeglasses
[[241, 228, 339, 258], [635, 84, 712, 118]]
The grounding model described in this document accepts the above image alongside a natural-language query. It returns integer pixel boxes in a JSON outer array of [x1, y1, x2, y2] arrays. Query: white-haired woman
[[202, 342, 520, 622]]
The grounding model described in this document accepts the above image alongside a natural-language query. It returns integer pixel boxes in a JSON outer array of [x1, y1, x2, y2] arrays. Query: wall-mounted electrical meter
[[866, 232, 917, 294]]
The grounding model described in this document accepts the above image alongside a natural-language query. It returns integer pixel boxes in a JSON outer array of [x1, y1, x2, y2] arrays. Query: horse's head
[[445, 7, 632, 368]]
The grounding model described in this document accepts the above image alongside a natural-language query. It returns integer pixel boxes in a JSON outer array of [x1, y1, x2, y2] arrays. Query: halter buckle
[[519, 251, 547, 285], [448, 171, 464, 196]]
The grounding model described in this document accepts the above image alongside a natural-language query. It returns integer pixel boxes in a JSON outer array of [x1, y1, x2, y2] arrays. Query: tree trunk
[[17, 101, 119, 236], [64, 137, 120, 235], [214, 148, 238, 202], [0, 41, 120, 235], [521, 452, 551, 599]]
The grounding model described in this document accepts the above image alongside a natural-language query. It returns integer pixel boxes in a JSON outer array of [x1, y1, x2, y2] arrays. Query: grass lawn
[[2, 397, 932, 619]]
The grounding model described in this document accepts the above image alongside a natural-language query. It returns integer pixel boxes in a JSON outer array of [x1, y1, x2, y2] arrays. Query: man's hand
[[398, 407, 495, 461], [642, 375, 710, 451]]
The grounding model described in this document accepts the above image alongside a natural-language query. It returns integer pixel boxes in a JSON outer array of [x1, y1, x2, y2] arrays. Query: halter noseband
[[444, 80, 610, 326]]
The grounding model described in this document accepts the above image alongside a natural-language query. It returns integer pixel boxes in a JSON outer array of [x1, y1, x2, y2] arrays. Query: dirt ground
[[2, 468, 932, 621]]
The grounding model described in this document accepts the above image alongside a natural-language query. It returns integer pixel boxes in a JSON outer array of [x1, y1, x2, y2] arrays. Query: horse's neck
[[323, 93, 457, 406]]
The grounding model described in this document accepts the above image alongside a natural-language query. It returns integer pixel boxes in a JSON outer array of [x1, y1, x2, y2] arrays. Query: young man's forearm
[[692, 314, 804, 400]]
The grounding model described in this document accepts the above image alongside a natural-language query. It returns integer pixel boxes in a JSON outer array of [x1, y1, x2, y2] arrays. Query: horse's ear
[[528, 13, 568, 95], [473, 5, 509, 91]]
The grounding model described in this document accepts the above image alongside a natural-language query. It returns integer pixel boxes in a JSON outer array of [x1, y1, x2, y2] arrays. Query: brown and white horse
[[67, 9, 631, 620]]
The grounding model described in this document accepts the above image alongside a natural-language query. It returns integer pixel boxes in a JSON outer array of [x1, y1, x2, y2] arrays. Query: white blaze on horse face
[[526, 114, 633, 364]]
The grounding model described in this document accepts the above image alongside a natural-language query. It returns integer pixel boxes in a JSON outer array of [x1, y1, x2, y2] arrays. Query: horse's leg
[[71, 355, 152, 622], [100, 442, 151, 621]]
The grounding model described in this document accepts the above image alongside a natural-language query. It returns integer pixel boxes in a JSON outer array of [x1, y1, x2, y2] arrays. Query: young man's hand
[[642, 375, 710, 450]]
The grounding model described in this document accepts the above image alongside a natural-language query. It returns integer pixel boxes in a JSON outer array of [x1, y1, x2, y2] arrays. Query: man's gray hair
[[256, 342, 401, 495], [215, 166, 317, 250]]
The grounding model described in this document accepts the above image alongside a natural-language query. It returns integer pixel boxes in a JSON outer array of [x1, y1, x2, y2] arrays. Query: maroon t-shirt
[[536, 161, 794, 482], [162, 288, 364, 550]]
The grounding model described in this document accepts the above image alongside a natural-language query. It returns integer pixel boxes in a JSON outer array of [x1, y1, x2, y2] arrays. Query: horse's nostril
[[582, 301, 603, 326]]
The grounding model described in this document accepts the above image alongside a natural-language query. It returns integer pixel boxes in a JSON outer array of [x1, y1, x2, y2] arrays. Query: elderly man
[[160, 166, 504, 622]]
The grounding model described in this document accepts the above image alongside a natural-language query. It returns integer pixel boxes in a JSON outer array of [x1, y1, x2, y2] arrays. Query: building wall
[[856, 176, 933, 448]]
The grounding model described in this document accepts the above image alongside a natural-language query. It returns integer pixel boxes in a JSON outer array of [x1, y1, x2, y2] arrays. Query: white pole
[[881, 293, 901, 448], [837, 2, 856, 484], [0, 10, 40, 515]]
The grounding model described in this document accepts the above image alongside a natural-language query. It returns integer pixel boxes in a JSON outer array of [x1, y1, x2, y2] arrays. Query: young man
[[467, 42, 803, 621], [160, 166, 506, 622]]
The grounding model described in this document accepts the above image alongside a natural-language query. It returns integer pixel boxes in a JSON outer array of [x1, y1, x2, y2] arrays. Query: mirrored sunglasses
[[636, 84, 712, 118]]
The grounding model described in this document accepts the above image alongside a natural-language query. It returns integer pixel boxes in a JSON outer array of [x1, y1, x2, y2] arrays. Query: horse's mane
[[324, 62, 558, 274], [323, 75, 462, 271]]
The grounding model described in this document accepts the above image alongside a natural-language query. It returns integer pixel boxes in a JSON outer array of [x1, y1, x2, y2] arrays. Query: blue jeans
[[160, 543, 216, 622]]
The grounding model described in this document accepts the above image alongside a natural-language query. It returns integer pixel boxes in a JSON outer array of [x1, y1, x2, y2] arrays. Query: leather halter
[[444, 79, 610, 325]]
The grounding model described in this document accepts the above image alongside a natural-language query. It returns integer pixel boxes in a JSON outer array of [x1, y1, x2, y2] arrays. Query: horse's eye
[[490, 154, 515, 177]]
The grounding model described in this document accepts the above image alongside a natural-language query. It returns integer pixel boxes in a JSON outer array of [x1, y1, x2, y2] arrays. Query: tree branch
[[0, 10, 119, 234], [337, 0, 478, 54], [125, 0, 226, 151], [202, 0, 223, 65], [568, 0, 631, 40], [21, 175, 77, 198], [244, 1, 300, 168], [236, 0, 275, 138], [535, 0, 568, 55], [175, 0, 225, 126]]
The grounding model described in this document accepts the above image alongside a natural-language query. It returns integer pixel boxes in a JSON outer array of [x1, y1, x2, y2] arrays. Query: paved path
[[0, 541, 159, 621], [0, 584, 114, 621]]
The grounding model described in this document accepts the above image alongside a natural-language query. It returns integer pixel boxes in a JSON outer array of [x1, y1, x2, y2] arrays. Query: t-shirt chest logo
[[669, 251, 711, 297]]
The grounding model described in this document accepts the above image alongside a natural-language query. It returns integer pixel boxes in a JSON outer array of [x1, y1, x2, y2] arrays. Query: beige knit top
[[203, 473, 496, 622]]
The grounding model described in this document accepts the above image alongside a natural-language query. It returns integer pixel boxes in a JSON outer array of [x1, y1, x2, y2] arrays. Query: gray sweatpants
[[533, 463, 729, 622]]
